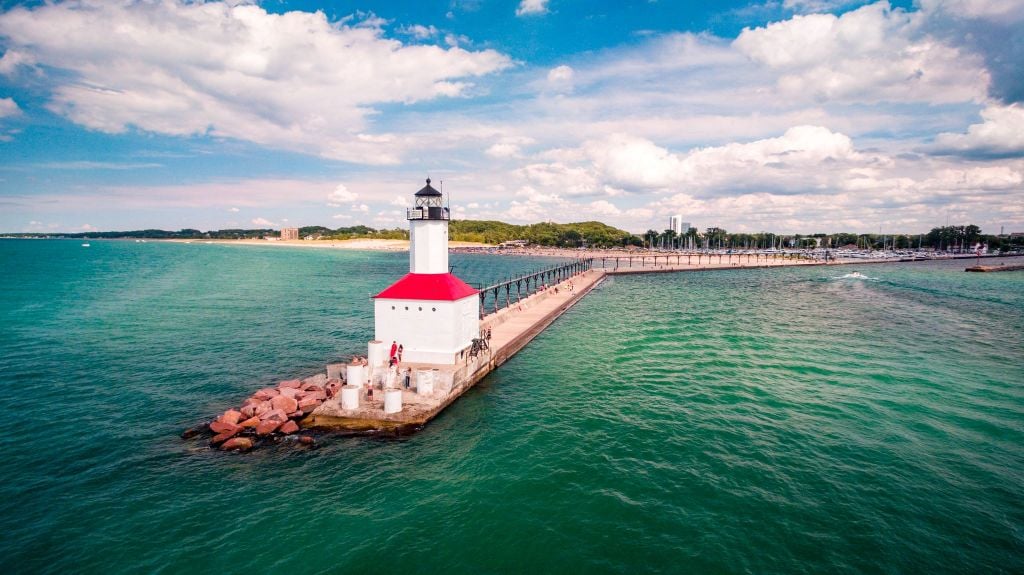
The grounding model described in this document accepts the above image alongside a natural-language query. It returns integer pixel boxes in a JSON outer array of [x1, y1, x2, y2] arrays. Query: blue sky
[[1, 0, 1022, 234]]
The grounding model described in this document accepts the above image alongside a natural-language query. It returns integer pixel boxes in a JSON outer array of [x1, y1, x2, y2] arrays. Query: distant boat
[[81, 243, 90, 247]]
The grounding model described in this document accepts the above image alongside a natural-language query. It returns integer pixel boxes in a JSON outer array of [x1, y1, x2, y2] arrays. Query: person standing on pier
[[389, 340, 398, 361], [397, 344, 404, 363]]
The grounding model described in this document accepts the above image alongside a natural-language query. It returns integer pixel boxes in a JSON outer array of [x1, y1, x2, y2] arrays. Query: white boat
[[81, 242, 90, 247]]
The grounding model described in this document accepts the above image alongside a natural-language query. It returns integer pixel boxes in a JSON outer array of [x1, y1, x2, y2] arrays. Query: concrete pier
[[303, 268, 607, 432]]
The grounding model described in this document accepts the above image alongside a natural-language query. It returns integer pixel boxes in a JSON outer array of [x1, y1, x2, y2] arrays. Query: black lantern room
[[408, 178, 449, 221]]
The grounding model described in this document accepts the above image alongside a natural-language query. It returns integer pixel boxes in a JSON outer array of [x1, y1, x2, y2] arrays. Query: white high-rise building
[[669, 215, 683, 235], [668, 215, 690, 235]]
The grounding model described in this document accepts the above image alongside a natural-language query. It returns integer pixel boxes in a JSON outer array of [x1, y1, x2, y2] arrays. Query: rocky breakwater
[[185, 373, 342, 452]]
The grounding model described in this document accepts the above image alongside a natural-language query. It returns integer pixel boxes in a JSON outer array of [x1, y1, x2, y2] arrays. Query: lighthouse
[[372, 179, 480, 365]]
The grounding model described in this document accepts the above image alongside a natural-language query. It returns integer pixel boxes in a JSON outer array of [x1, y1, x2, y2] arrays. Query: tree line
[[6, 222, 1020, 251], [641, 224, 1021, 251]]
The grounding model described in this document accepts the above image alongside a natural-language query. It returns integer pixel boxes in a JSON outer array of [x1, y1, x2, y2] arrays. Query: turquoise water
[[1, 240, 1022, 574]]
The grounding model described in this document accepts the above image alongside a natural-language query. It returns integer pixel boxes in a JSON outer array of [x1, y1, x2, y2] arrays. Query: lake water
[[1, 239, 1021, 574]]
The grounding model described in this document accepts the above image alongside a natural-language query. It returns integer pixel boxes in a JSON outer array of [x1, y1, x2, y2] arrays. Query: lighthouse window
[[432, 307, 436, 312], [391, 306, 395, 310], [404, 306, 409, 311], [418, 307, 422, 311]]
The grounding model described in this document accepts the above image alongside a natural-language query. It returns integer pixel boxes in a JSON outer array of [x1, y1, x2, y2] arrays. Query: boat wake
[[833, 271, 877, 281]]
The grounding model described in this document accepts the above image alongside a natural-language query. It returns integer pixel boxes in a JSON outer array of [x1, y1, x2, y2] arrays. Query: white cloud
[[516, 0, 549, 17], [332, 213, 351, 220], [546, 65, 574, 92], [399, 24, 438, 40], [930, 103, 1024, 157], [517, 161, 602, 196], [389, 195, 409, 207], [733, 2, 989, 104], [327, 184, 358, 206], [485, 135, 535, 159], [0, 97, 19, 118], [354, 203, 370, 212], [919, 0, 1024, 22], [228, 207, 240, 212], [0, 1, 511, 163], [251, 217, 277, 227], [486, 142, 522, 158], [80, 224, 96, 231], [589, 200, 622, 216]]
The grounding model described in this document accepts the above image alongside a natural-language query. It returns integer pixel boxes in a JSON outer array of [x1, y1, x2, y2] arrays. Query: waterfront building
[[669, 215, 683, 235], [373, 179, 479, 365], [280, 227, 299, 241]]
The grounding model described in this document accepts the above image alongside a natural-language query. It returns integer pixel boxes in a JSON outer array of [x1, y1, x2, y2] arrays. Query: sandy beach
[[164, 238, 486, 251]]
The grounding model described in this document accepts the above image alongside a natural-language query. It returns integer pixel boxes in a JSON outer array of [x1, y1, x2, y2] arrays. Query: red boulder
[[261, 408, 288, 422], [279, 379, 302, 389], [253, 388, 279, 401], [270, 395, 298, 413], [210, 421, 240, 435], [278, 387, 300, 399], [220, 437, 254, 451], [239, 416, 260, 428], [256, 419, 281, 436], [211, 427, 240, 444], [221, 409, 242, 426], [279, 420, 299, 434]]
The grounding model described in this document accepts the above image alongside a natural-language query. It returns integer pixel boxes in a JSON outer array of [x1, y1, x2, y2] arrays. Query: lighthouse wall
[[374, 293, 479, 365], [409, 220, 449, 274]]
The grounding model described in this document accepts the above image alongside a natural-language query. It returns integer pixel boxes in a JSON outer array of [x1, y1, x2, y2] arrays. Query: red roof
[[374, 273, 479, 301]]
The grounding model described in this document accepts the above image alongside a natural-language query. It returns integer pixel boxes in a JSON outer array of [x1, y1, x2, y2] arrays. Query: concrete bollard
[[383, 389, 402, 414], [416, 369, 434, 396], [346, 364, 365, 387], [367, 340, 387, 368], [340, 385, 360, 410]]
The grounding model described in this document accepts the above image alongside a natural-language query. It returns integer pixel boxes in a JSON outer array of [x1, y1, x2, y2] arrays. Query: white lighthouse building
[[372, 179, 480, 365]]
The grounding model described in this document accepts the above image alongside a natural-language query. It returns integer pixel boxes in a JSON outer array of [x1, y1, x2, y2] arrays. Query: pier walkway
[[304, 268, 607, 432]]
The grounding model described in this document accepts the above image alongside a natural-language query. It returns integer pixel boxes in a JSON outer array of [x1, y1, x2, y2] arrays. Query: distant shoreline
[[158, 238, 491, 251]]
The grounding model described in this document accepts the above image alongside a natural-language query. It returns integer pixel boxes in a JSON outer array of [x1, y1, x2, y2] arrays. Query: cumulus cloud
[[589, 200, 622, 216], [546, 65, 574, 92], [733, 2, 988, 104], [928, 104, 1024, 157], [485, 136, 536, 159], [251, 217, 277, 227], [516, 0, 549, 17], [0, 1, 511, 163], [327, 184, 359, 206], [918, 0, 1024, 103], [228, 207, 240, 212], [0, 97, 19, 117], [399, 24, 439, 40]]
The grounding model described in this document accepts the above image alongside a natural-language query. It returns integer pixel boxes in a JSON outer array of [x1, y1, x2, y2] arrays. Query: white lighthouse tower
[[372, 179, 480, 365]]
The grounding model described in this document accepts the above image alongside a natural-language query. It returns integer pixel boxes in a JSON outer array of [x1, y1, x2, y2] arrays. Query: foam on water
[[1, 240, 1022, 574]]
